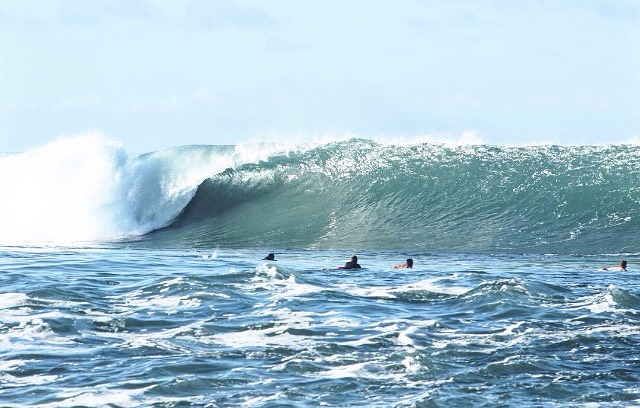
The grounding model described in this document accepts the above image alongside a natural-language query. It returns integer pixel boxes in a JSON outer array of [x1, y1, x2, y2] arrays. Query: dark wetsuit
[[343, 261, 361, 269]]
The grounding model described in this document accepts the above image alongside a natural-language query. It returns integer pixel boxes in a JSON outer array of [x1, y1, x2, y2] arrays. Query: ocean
[[1, 136, 639, 407]]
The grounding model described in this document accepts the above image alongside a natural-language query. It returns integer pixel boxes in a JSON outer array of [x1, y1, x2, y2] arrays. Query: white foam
[[588, 299, 615, 314], [255, 264, 279, 279], [252, 264, 324, 300], [204, 326, 317, 349], [0, 133, 268, 244], [396, 326, 418, 346], [0, 359, 31, 371], [0, 318, 76, 356], [0, 134, 134, 242], [323, 317, 360, 328], [402, 355, 421, 374], [1, 309, 68, 326], [344, 286, 397, 299], [323, 361, 369, 379], [319, 358, 402, 380], [0, 292, 28, 309], [339, 277, 471, 300], [568, 290, 618, 314], [40, 385, 154, 408], [243, 391, 288, 406], [88, 320, 205, 353], [1, 372, 58, 387], [121, 294, 201, 313]]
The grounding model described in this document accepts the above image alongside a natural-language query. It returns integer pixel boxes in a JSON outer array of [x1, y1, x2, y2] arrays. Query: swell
[[147, 140, 640, 254]]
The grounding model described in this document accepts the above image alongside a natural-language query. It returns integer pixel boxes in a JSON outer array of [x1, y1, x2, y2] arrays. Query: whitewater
[[1, 135, 639, 407]]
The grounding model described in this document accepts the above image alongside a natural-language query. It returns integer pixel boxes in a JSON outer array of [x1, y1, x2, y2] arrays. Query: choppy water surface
[[1, 246, 638, 407]]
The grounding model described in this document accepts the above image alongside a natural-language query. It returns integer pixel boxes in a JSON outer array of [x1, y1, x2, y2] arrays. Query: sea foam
[[0, 134, 271, 244]]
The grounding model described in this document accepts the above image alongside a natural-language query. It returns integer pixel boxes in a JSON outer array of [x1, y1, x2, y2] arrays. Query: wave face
[[152, 139, 640, 254], [3, 136, 639, 253]]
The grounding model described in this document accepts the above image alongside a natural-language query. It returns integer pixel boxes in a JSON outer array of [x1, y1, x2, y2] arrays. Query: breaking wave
[[2, 135, 639, 254]]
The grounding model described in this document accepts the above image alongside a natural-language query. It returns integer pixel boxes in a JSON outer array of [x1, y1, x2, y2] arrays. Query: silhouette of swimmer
[[338, 255, 361, 269], [602, 259, 627, 271], [394, 258, 413, 269], [263, 253, 276, 261]]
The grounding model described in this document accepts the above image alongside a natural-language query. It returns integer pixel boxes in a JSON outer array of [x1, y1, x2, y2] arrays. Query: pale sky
[[1, 0, 639, 153]]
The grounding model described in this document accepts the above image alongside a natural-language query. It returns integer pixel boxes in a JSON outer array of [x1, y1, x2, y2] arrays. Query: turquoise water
[[156, 142, 640, 254], [1, 246, 638, 406]]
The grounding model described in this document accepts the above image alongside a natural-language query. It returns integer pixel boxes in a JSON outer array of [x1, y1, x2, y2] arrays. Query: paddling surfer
[[393, 258, 413, 269], [601, 259, 627, 271], [338, 255, 361, 269]]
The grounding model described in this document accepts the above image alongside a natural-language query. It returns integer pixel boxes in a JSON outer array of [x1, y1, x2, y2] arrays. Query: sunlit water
[[1, 246, 638, 407]]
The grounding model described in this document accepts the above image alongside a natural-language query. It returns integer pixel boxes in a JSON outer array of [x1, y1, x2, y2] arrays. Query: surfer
[[263, 253, 276, 261], [393, 258, 413, 269], [601, 260, 627, 271], [338, 255, 361, 269]]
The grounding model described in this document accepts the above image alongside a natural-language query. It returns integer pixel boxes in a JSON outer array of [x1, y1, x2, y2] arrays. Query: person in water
[[338, 255, 361, 269], [602, 259, 627, 271], [263, 253, 276, 261], [394, 258, 413, 269]]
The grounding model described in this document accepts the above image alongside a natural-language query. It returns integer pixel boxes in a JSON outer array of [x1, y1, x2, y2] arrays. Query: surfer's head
[[620, 260, 627, 270], [351, 255, 358, 263], [406, 258, 413, 268], [263, 253, 276, 261]]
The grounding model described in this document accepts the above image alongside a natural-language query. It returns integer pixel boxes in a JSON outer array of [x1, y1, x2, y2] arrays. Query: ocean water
[[1, 136, 639, 406]]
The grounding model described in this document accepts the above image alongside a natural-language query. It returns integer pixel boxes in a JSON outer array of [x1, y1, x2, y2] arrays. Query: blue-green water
[[1, 137, 640, 406], [1, 247, 639, 407]]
